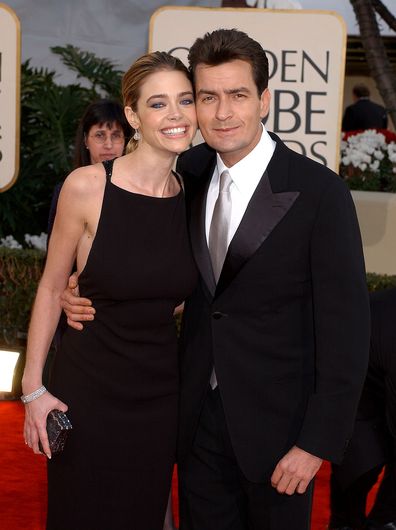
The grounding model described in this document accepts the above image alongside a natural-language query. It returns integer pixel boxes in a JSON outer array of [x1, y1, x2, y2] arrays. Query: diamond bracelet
[[20, 385, 47, 404]]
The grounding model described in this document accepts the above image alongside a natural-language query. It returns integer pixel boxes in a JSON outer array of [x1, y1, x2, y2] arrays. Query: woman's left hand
[[23, 391, 68, 459]]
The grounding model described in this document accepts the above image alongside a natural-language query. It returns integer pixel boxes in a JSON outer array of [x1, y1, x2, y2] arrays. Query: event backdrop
[[150, 6, 346, 172], [0, 3, 20, 192]]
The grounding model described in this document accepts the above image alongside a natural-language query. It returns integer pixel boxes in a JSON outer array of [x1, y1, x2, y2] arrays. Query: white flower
[[387, 143, 396, 162], [0, 235, 22, 249], [340, 130, 396, 190], [24, 232, 48, 251], [373, 150, 384, 160], [341, 130, 393, 173]]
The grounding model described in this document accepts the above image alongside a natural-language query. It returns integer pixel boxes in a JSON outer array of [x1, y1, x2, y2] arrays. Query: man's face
[[194, 59, 270, 167]]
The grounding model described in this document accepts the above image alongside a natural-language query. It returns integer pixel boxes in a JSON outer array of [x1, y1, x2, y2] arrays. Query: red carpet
[[0, 401, 380, 529], [0, 402, 47, 530]]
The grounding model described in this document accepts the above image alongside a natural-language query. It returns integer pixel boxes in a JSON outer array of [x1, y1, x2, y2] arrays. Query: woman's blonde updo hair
[[122, 51, 192, 153]]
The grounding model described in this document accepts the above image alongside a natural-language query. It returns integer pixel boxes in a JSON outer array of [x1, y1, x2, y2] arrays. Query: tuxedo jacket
[[176, 132, 370, 483]]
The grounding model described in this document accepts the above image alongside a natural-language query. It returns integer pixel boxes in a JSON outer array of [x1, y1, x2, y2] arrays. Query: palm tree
[[350, 0, 396, 128]]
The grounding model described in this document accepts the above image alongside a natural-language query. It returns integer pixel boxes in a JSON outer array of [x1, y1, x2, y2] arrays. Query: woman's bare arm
[[22, 166, 104, 457]]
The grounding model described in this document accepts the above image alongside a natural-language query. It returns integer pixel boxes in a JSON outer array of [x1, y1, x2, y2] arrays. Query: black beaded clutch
[[39, 410, 72, 455]]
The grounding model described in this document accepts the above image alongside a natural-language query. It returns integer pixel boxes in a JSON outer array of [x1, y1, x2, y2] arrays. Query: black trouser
[[179, 387, 313, 530]]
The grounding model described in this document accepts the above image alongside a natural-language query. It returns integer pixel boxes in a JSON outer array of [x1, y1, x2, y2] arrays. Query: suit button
[[212, 311, 226, 319]]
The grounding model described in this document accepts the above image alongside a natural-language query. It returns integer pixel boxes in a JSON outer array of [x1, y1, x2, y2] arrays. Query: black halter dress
[[47, 159, 197, 530]]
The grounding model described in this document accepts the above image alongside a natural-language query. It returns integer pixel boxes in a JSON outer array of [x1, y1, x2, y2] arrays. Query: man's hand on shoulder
[[60, 273, 95, 330], [271, 445, 323, 495]]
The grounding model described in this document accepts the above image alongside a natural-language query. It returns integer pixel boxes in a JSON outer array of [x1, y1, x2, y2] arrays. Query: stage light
[[0, 349, 21, 393]]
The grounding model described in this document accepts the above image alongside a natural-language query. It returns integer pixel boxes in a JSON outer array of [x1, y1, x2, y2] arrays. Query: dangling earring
[[133, 129, 141, 141]]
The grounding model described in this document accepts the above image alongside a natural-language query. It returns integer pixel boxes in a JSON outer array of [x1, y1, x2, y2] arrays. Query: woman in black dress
[[21, 51, 197, 530]]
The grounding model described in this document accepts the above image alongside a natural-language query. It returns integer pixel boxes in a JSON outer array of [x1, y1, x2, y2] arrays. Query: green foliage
[[51, 45, 123, 99], [366, 272, 396, 291], [340, 157, 396, 192], [0, 247, 45, 345], [0, 46, 124, 242]]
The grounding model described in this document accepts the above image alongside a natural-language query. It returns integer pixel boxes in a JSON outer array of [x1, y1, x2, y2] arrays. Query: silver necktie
[[208, 170, 232, 283], [208, 170, 232, 389]]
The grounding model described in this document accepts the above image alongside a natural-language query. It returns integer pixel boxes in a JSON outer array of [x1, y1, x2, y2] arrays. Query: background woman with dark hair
[[72, 98, 132, 168]]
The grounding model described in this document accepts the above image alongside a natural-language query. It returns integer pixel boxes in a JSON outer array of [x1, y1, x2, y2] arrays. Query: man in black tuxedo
[[342, 84, 388, 132], [329, 288, 396, 530], [61, 29, 370, 530], [175, 29, 369, 530]]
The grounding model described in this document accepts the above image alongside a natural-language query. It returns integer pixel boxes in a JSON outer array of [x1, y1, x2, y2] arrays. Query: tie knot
[[219, 170, 232, 193]]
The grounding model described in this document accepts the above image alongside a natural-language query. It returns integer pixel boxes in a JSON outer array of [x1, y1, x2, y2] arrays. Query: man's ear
[[124, 106, 140, 130], [259, 88, 271, 120]]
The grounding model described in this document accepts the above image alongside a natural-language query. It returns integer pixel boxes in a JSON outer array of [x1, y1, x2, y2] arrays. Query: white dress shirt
[[205, 125, 276, 247]]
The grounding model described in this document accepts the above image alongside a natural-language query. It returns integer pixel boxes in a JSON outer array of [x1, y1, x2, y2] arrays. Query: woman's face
[[126, 69, 197, 155], [85, 122, 125, 164]]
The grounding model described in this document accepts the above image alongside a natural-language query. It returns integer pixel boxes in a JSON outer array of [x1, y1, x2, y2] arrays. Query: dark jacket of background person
[[342, 85, 388, 132], [176, 133, 370, 483], [330, 288, 396, 528]]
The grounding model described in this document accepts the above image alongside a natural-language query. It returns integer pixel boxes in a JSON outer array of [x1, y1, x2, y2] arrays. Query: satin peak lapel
[[189, 176, 216, 298], [216, 171, 299, 296]]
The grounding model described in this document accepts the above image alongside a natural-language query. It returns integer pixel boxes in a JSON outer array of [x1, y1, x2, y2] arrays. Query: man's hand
[[60, 273, 95, 330], [271, 445, 323, 495]]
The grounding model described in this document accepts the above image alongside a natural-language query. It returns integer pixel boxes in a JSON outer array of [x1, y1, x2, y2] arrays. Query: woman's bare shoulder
[[61, 163, 106, 199]]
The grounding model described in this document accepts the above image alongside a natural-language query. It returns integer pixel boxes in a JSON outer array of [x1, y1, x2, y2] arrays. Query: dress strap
[[102, 159, 115, 182], [172, 170, 185, 194]]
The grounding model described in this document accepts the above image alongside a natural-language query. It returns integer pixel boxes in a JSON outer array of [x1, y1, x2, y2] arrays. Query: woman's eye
[[94, 132, 106, 140], [180, 98, 194, 106], [111, 132, 124, 141], [151, 102, 165, 109]]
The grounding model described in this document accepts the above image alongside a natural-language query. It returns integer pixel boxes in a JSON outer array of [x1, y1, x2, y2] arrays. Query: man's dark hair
[[188, 28, 269, 96], [353, 83, 370, 99]]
